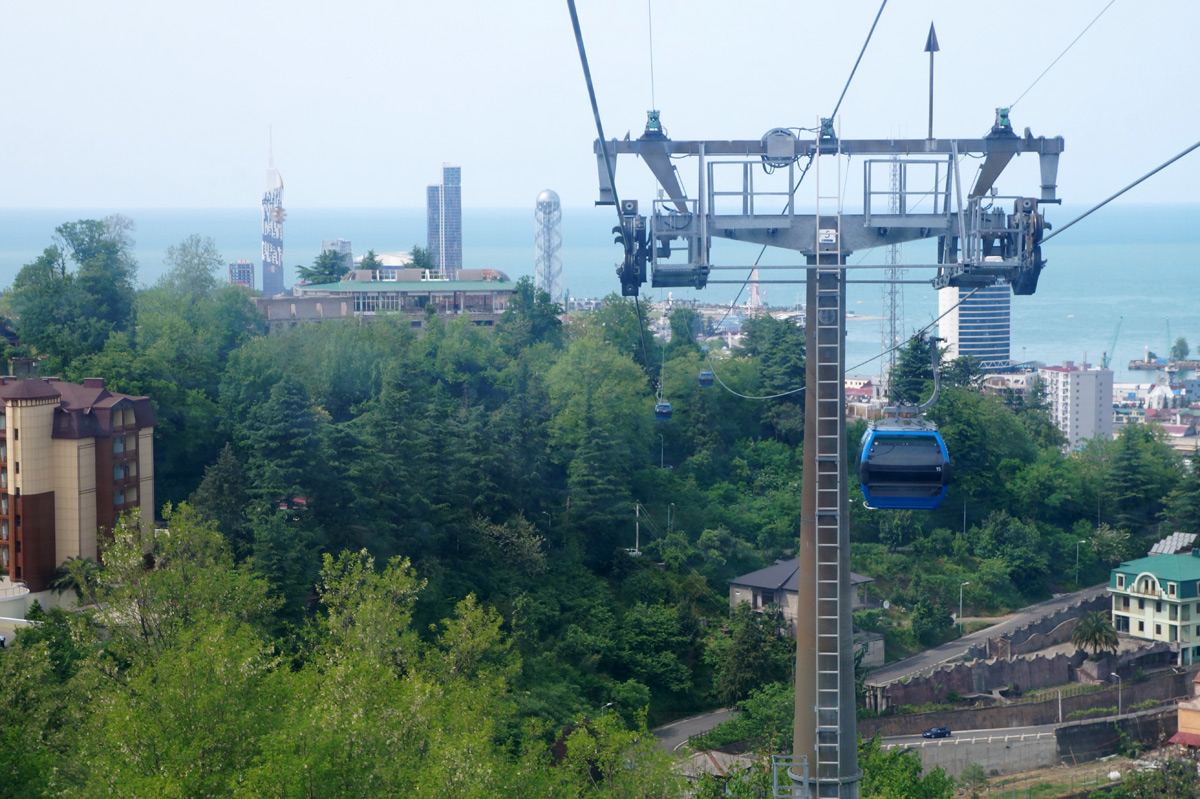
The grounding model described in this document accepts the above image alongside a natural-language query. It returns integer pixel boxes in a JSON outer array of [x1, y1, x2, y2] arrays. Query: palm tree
[[47, 556, 100, 600], [1071, 610, 1119, 657]]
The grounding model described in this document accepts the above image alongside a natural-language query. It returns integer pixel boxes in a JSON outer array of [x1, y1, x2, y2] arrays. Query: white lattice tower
[[534, 190, 563, 304]]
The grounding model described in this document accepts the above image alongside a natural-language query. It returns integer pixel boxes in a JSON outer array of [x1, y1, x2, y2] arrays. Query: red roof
[[1168, 731, 1200, 747]]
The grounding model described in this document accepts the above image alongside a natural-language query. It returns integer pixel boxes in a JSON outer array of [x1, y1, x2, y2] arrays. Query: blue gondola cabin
[[654, 402, 673, 421], [698, 371, 714, 387], [857, 423, 950, 510]]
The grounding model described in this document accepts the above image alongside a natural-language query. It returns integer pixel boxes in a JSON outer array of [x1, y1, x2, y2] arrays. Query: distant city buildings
[[252, 267, 514, 334], [229, 259, 255, 289], [1038, 361, 1114, 447], [261, 154, 286, 297], [534, 189, 563, 305], [0, 376, 155, 600], [320, 239, 354, 274], [937, 282, 1011, 370], [426, 164, 462, 280]]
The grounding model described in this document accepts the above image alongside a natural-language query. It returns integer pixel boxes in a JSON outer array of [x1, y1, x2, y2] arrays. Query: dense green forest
[[1, 218, 1197, 795]]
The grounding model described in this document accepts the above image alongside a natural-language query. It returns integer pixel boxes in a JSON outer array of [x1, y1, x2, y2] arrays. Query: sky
[[1, 0, 1197, 211]]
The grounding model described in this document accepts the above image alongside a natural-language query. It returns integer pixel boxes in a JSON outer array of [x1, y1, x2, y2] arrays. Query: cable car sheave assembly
[[592, 107, 1063, 799], [857, 337, 951, 511]]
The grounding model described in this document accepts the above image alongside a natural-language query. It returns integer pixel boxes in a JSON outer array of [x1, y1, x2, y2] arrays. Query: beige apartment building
[[0, 377, 155, 594]]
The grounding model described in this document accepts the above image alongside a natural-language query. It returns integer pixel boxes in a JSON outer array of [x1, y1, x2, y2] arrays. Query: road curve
[[651, 708, 739, 752]]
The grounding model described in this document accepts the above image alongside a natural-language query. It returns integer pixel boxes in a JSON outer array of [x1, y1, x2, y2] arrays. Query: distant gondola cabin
[[698, 371, 714, 387]]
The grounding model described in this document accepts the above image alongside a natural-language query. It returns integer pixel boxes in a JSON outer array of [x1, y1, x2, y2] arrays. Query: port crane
[[1101, 316, 1123, 370], [594, 108, 1063, 799]]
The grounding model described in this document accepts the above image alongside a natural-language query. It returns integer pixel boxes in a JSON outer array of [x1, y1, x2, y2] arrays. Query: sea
[[0, 204, 1195, 383]]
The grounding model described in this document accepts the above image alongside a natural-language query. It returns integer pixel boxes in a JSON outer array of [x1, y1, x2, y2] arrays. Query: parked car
[[922, 726, 952, 739]]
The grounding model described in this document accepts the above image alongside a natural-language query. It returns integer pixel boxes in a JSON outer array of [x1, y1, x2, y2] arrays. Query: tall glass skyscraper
[[261, 159, 285, 297], [937, 281, 1011, 370], [426, 164, 462, 279]]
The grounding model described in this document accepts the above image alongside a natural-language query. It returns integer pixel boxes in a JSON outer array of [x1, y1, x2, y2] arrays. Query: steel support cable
[[565, 0, 652, 371], [1010, 0, 1118, 110], [710, 0, 886, 335], [701, 287, 982, 401], [1042, 138, 1200, 244]]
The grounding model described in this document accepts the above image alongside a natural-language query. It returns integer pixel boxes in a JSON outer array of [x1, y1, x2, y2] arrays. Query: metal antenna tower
[[881, 156, 905, 387], [534, 189, 564, 305]]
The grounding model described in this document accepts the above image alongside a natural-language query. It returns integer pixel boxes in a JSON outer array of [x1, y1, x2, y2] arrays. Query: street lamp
[[959, 582, 970, 635], [1075, 540, 1087, 585], [659, 434, 665, 469], [1111, 672, 1121, 716]]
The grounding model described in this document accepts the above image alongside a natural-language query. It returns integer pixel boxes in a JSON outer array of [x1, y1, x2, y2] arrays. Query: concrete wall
[[968, 593, 1109, 661], [860, 669, 1195, 739], [1056, 709, 1177, 765], [882, 731, 1058, 779], [886, 708, 1178, 779], [874, 651, 1085, 709]]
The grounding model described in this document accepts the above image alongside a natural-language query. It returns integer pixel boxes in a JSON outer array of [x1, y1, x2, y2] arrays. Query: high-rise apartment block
[[1037, 361, 1114, 448], [229, 259, 255, 289], [0, 377, 155, 594], [426, 164, 462, 279], [937, 282, 1012, 370], [320, 239, 354, 274]]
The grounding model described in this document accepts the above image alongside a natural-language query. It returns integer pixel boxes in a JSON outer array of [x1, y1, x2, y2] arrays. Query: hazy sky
[[2, 1, 1197, 210]]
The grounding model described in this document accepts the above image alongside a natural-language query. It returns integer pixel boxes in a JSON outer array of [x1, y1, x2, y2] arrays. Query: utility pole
[[959, 581, 969, 635], [1075, 540, 1086, 584]]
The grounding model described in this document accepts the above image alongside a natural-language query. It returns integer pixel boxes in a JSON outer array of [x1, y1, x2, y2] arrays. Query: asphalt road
[[883, 722, 1057, 747], [651, 708, 739, 752], [866, 583, 1110, 686]]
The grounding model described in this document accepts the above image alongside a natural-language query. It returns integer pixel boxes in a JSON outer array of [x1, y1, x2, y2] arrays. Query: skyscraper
[[534, 189, 563, 304], [261, 152, 285, 297], [937, 281, 1012, 370], [320, 239, 354, 274], [426, 164, 462, 279], [229, 259, 255, 289]]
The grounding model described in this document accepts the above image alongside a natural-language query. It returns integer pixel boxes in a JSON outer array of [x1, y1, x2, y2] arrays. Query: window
[[1155, 624, 1162, 636], [1170, 605, 1178, 621], [114, 489, 125, 507], [1116, 575, 1125, 588], [1156, 601, 1163, 613], [761, 590, 775, 606], [0, 520, 7, 540], [1138, 621, 1145, 632], [113, 437, 124, 454], [1169, 583, 1177, 597], [1122, 596, 1130, 610], [1138, 599, 1145, 610]]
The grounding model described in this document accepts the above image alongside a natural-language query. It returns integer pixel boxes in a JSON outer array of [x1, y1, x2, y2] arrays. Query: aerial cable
[[1042, 139, 1200, 244], [647, 0, 657, 111], [566, 0, 653, 371], [712, 0, 885, 334], [828, 0, 889, 122], [1010, 0, 1118, 110], [700, 284, 974, 400], [844, 286, 974, 374]]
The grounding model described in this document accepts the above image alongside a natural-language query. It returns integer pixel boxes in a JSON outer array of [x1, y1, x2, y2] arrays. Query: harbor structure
[[534, 189, 563, 305], [261, 150, 286, 297], [229, 259, 255, 289], [937, 281, 1012, 370], [1037, 360, 1114, 447], [426, 164, 462, 280]]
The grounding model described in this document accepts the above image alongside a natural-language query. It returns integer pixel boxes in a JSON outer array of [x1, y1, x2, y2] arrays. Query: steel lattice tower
[[534, 189, 563, 304], [881, 156, 905, 388]]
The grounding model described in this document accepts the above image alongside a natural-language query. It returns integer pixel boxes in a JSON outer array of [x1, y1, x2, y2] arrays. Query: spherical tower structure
[[534, 189, 563, 305]]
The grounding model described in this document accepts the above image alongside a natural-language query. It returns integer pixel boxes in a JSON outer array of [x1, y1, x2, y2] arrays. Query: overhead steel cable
[[1010, 0, 1118, 110], [1042, 139, 1200, 244], [829, 0, 889, 122], [565, 0, 652, 372]]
